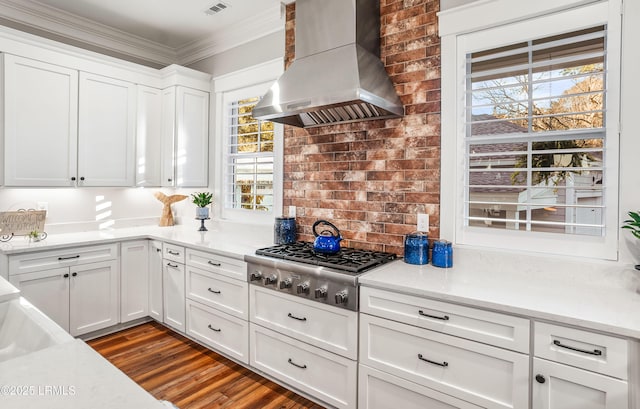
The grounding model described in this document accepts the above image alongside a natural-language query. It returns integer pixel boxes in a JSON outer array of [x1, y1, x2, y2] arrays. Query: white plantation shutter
[[464, 26, 607, 236]]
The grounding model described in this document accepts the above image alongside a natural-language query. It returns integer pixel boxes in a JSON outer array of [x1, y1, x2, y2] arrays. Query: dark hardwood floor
[[87, 321, 326, 409]]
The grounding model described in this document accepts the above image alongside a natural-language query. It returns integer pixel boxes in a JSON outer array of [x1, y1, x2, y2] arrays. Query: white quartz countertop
[[360, 247, 640, 339], [0, 339, 167, 409], [0, 276, 19, 303], [0, 220, 273, 260]]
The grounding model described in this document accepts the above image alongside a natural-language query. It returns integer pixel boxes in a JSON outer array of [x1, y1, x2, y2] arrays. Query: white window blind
[[224, 96, 275, 212], [465, 26, 607, 236]]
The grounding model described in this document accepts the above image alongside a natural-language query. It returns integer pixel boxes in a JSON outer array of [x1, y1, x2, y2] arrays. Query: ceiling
[[0, 0, 288, 67]]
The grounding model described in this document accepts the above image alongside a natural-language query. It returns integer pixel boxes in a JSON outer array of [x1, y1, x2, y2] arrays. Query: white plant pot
[[196, 207, 209, 219]]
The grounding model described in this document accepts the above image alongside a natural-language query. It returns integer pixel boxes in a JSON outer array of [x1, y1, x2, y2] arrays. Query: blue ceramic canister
[[274, 217, 297, 244], [404, 232, 429, 265], [432, 240, 453, 268]]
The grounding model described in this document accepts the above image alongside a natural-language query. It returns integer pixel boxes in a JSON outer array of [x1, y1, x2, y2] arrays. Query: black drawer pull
[[287, 313, 307, 322], [58, 255, 80, 261], [207, 261, 221, 267], [418, 310, 450, 321], [167, 250, 180, 255], [166, 262, 178, 268], [207, 288, 221, 294], [287, 358, 307, 369], [418, 354, 449, 367], [553, 340, 602, 356], [207, 324, 221, 332]]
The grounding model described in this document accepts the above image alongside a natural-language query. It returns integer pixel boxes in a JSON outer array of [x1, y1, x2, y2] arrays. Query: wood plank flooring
[[87, 321, 326, 409]]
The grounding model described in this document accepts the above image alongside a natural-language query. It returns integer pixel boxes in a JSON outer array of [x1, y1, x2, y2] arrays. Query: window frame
[[440, 0, 622, 260], [213, 59, 284, 224]]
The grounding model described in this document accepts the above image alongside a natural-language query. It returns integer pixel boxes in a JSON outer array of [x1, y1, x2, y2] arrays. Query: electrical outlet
[[417, 213, 429, 232], [289, 205, 296, 218], [37, 202, 48, 212]]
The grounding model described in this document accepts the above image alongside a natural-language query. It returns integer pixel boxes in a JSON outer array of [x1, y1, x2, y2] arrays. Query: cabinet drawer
[[250, 286, 357, 359], [359, 365, 483, 409], [9, 244, 118, 275], [186, 266, 248, 319], [186, 299, 248, 364], [534, 322, 628, 380], [163, 243, 185, 264], [250, 323, 357, 409], [361, 286, 530, 353], [359, 314, 529, 409], [186, 249, 245, 281]]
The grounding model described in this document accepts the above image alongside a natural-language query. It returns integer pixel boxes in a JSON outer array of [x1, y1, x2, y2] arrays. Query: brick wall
[[282, 0, 441, 255]]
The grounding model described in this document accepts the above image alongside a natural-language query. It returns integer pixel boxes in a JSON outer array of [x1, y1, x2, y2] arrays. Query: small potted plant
[[191, 192, 213, 219], [622, 210, 640, 270]]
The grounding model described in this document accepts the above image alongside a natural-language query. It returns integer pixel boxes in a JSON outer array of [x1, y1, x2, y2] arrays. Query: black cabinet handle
[[166, 262, 178, 268], [168, 178, 172, 182], [80, 176, 85, 181], [418, 310, 450, 321], [71, 177, 76, 181], [535, 374, 546, 384], [287, 358, 307, 369], [287, 313, 307, 322], [553, 340, 602, 356], [71, 272, 77, 277], [207, 261, 221, 267], [156, 248, 162, 253], [63, 273, 69, 278], [167, 250, 180, 255], [207, 288, 221, 294], [58, 255, 80, 261], [207, 324, 221, 332], [418, 354, 449, 367]]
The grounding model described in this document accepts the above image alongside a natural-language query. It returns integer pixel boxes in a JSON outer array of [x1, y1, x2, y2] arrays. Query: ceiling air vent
[[205, 2, 230, 15]]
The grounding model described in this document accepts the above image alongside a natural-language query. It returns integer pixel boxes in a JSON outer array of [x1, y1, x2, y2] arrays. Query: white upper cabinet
[[136, 85, 163, 187], [161, 86, 209, 187], [78, 72, 136, 187], [2, 54, 78, 187]]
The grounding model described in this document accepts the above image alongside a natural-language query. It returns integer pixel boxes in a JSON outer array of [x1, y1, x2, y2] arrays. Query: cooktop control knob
[[250, 271, 262, 282], [314, 286, 328, 299], [264, 275, 277, 286], [279, 278, 293, 289], [335, 290, 348, 305], [296, 282, 310, 295]]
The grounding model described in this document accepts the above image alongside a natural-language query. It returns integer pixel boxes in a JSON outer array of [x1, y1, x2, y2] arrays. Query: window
[[440, 1, 621, 259], [224, 95, 275, 212], [213, 59, 283, 223]]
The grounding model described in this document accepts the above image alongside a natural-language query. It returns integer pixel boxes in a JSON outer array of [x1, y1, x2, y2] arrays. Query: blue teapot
[[312, 220, 342, 254]]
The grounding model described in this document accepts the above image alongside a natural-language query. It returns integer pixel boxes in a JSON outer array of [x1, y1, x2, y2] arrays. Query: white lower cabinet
[[250, 323, 357, 409], [186, 299, 248, 363], [532, 358, 628, 409], [10, 260, 119, 336], [120, 241, 149, 322], [359, 313, 529, 409], [163, 259, 185, 332], [358, 364, 483, 409], [148, 240, 164, 321]]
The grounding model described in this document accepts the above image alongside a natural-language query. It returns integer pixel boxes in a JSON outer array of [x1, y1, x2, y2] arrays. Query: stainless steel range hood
[[252, 0, 403, 128]]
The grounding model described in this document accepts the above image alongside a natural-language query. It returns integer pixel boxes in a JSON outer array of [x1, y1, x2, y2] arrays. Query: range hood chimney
[[252, 0, 404, 128]]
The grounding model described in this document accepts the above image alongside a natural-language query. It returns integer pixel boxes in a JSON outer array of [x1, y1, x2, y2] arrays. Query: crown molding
[[0, 0, 285, 68], [0, 0, 177, 66], [176, 3, 285, 66]]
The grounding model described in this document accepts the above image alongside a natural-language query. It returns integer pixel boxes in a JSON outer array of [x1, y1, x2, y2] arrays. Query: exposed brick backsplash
[[282, 0, 441, 255]]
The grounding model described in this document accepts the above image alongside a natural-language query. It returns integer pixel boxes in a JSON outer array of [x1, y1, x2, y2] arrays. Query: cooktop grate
[[255, 242, 397, 273]]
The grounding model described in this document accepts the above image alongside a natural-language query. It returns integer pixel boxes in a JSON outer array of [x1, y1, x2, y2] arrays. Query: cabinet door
[[3, 54, 78, 186], [69, 260, 120, 336], [163, 260, 185, 332], [148, 240, 163, 321], [135, 86, 162, 187], [9, 268, 70, 331], [78, 72, 136, 186], [160, 87, 176, 187], [532, 358, 628, 409], [175, 86, 209, 187], [120, 241, 149, 323]]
